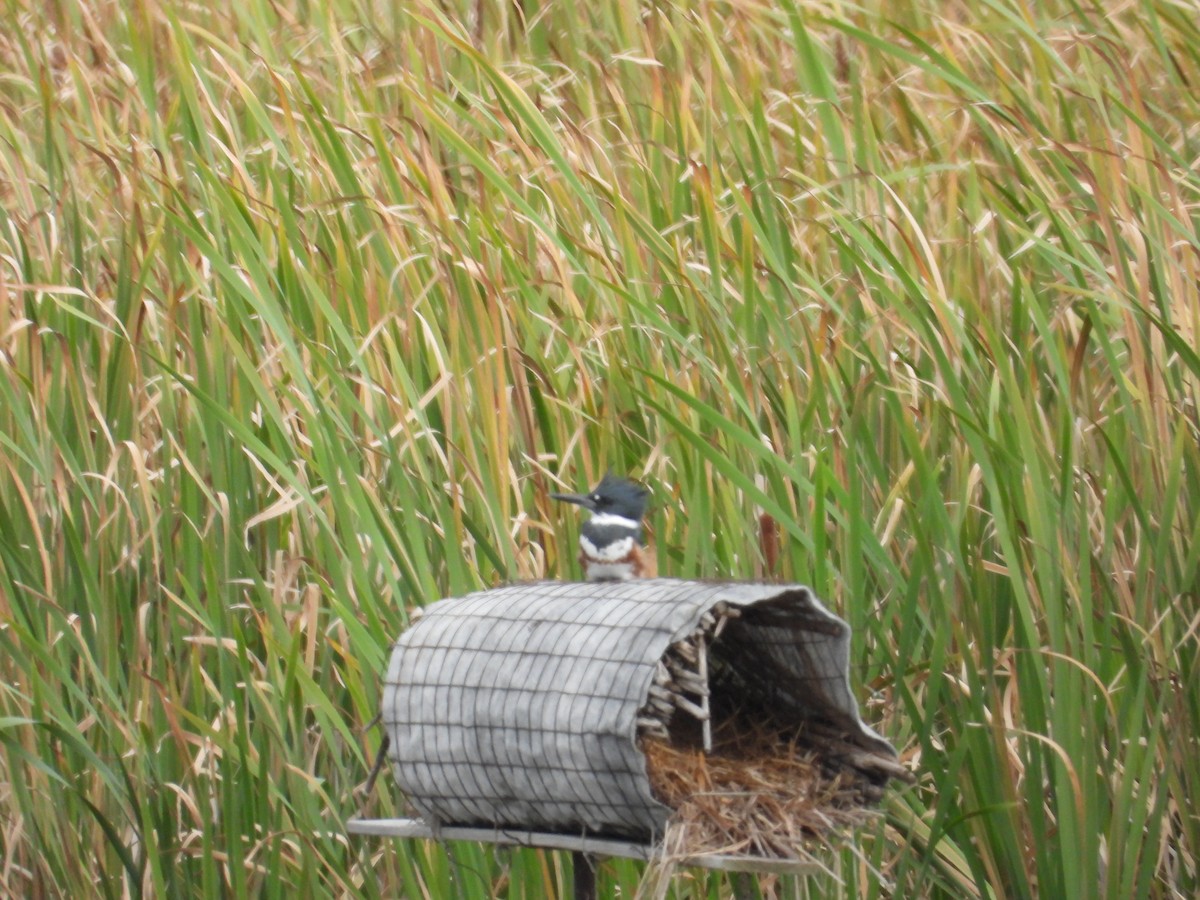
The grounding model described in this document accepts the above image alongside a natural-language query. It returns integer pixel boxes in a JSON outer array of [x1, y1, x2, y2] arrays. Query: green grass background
[[1, 0, 1197, 896]]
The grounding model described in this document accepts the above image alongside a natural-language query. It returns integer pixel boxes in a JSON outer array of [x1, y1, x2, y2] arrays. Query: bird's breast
[[579, 541, 647, 581], [579, 533, 636, 562]]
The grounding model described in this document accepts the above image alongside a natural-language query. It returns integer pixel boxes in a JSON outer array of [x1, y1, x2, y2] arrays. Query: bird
[[551, 473, 651, 581]]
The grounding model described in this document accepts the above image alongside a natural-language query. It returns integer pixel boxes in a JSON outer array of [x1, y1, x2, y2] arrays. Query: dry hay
[[642, 719, 881, 860]]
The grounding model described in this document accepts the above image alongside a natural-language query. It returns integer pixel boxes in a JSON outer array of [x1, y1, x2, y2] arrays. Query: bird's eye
[[591, 494, 602, 504]]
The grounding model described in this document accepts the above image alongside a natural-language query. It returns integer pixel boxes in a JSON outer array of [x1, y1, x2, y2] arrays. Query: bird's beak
[[550, 491, 595, 511]]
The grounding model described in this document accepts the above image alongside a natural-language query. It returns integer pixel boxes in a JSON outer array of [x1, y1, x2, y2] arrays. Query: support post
[[571, 851, 596, 900], [732, 871, 757, 900]]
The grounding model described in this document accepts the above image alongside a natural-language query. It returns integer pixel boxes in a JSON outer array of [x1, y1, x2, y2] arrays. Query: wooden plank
[[346, 818, 653, 860], [346, 818, 820, 875], [681, 853, 818, 875], [697, 635, 711, 753]]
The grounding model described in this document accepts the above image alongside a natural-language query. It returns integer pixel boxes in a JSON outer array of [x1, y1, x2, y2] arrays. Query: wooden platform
[[346, 817, 819, 875]]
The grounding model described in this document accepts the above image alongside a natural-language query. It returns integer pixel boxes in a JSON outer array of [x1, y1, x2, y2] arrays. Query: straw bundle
[[642, 721, 878, 860], [636, 602, 739, 748]]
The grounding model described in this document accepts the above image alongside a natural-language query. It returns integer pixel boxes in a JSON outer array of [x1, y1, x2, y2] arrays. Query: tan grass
[[0, 0, 1197, 895], [643, 722, 877, 861]]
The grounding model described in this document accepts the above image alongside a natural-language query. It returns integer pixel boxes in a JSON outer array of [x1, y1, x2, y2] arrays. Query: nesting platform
[[367, 579, 905, 862]]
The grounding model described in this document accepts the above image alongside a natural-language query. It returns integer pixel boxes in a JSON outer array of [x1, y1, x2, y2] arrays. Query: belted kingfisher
[[551, 473, 650, 581]]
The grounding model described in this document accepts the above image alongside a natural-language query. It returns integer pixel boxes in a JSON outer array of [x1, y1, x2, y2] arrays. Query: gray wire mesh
[[382, 578, 893, 839]]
